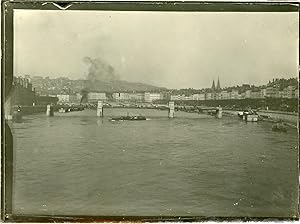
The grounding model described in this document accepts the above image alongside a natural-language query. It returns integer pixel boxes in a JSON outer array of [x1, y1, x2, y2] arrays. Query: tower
[[216, 76, 221, 92], [211, 80, 216, 92]]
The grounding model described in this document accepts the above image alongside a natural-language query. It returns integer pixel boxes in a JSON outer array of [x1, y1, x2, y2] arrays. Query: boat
[[272, 123, 287, 132], [238, 110, 258, 122], [245, 114, 259, 122], [237, 111, 244, 119], [110, 115, 147, 121], [59, 108, 66, 113]]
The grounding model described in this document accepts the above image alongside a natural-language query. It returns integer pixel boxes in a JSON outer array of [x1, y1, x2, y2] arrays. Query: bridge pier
[[4, 95, 13, 120], [97, 101, 104, 117], [46, 104, 54, 116], [168, 101, 175, 118], [216, 106, 222, 119]]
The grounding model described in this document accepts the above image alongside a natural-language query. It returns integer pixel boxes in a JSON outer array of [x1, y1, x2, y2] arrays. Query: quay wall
[[256, 110, 298, 125], [223, 109, 298, 126], [155, 98, 298, 113], [11, 105, 84, 115], [7, 103, 299, 127]]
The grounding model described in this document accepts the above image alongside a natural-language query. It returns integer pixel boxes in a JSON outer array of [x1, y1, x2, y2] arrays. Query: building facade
[[88, 92, 107, 102]]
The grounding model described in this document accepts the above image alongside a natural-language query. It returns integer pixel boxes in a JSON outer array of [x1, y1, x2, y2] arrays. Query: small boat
[[272, 123, 287, 132], [59, 108, 66, 113], [245, 114, 259, 122], [110, 115, 147, 121], [238, 110, 258, 122], [237, 111, 244, 119]]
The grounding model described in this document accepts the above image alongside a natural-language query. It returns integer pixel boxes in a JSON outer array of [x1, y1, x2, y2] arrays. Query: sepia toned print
[[3, 4, 299, 221]]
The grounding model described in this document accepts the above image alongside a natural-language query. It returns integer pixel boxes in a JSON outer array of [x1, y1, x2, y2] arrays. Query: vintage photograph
[[2, 3, 299, 220]]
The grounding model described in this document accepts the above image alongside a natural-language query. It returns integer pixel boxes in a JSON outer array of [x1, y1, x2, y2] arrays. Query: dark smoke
[[83, 57, 119, 82], [80, 89, 88, 104]]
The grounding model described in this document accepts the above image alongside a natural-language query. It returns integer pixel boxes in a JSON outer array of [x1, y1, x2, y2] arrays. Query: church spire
[[211, 80, 216, 91], [216, 76, 221, 91]]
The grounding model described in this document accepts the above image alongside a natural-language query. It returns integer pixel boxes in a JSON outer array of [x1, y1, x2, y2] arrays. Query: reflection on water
[[10, 109, 298, 217]]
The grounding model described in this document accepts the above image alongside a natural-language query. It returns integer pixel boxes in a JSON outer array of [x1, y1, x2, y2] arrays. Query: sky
[[14, 10, 298, 89]]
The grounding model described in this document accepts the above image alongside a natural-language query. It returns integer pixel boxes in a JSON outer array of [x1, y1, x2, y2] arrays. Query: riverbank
[[7, 105, 85, 116], [223, 109, 298, 128], [6, 104, 299, 130]]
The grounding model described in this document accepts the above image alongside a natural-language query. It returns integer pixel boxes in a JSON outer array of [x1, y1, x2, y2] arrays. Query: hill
[[83, 79, 167, 93], [30, 76, 167, 96]]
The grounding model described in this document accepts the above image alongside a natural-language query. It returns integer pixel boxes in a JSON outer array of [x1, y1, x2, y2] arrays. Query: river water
[[10, 108, 298, 218]]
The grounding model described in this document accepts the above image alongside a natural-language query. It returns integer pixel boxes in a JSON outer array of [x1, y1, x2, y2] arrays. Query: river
[[9, 108, 298, 218]]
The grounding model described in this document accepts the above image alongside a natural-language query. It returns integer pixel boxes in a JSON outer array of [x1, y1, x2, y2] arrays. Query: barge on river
[[238, 110, 259, 122], [110, 115, 147, 121]]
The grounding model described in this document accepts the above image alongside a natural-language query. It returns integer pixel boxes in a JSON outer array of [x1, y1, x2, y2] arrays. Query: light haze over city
[[14, 10, 298, 89]]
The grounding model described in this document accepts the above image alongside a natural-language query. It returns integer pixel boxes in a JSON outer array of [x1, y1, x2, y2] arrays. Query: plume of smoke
[[80, 89, 88, 104], [83, 57, 119, 82]]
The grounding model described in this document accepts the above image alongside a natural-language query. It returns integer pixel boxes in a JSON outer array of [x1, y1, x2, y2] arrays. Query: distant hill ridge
[[84, 79, 167, 92], [29, 76, 167, 95]]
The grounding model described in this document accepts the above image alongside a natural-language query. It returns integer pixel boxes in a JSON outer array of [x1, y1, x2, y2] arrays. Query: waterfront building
[[129, 93, 144, 102], [261, 88, 267, 98], [215, 92, 222, 100], [229, 90, 239, 99], [295, 88, 299, 98], [183, 95, 193, 101], [192, 94, 199, 101], [35, 95, 59, 105], [205, 92, 214, 100], [199, 93, 206, 100], [113, 93, 130, 101], [250, 91, 263, 99], [76, 93, 82, 101], [279, 91, 284, 98], [220, 91, 230, 100], [113, 92, 162, 102], [282, 86, 296, 98], [192, 93, 205, 101], [144, 92, 151, 102], [245, 90, 252, 98], [266, 86, 280, 98], [69, 95, 78, 103], [88, 92, 107, 102], [144, 92, 163, 102], [56, 94, 78, 103], [241, 92, 246, 99], [57, 94, 70, 103], [170, 95, 184, 101]]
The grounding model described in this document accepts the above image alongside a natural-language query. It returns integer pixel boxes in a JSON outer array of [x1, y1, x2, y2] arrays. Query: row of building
[[55, 84, 298, 104], [170, 78, 298, 101], [170, 85, 298, 101], [56, 92, 164, 104], [18, 76, 297, 104], [55, 85, 298, 105], [113, 92, 163, 102]]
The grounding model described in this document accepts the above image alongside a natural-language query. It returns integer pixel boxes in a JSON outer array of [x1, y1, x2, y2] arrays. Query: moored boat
[[238, 110, 258, 122], [59, 108, 66, 113], [272, 123, 287, 132], [110, 115, 147, 121], [245, 114, 259, 122]]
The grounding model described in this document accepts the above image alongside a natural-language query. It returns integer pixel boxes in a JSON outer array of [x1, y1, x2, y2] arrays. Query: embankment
[[10, 105, 84, 115], [223, 109, 298, 128]]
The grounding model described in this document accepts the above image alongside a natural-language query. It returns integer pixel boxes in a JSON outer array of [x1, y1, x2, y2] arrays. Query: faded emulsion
[[1, 1, 299, 222]]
